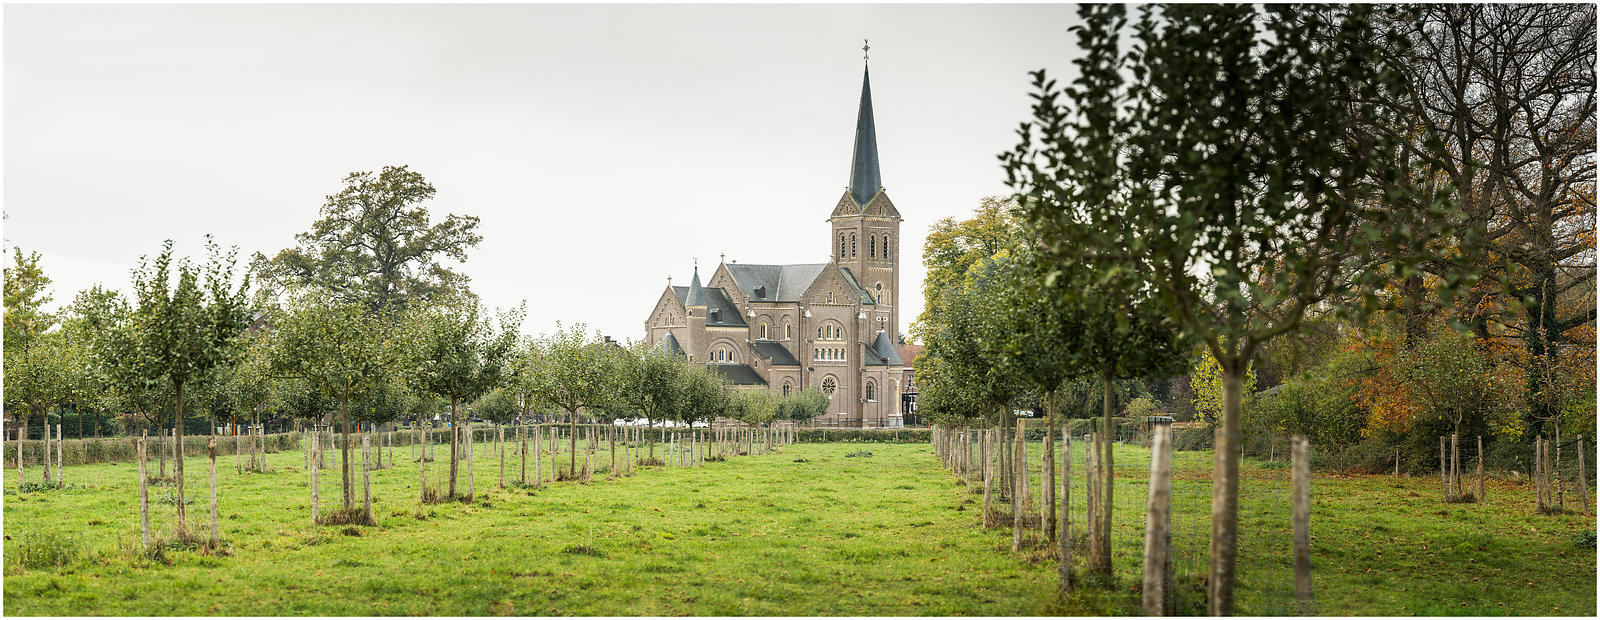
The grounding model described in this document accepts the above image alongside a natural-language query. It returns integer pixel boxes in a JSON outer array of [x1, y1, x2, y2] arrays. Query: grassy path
[[4, 439, 1595, 615]]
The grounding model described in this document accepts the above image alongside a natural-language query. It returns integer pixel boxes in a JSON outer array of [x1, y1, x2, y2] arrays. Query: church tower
[[829, 49, 902, 343]]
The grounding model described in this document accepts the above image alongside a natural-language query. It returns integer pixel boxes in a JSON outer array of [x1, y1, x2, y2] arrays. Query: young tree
[[402, 295, 522, 499], [779, 388, 831, 425], [267, 289, 393, 515], [522, 323, 621, 479], [619, 341, 687, 461], [253, 165, 482, 316], [121, 239, 251, 534], [1003, 5, 1476, 611]]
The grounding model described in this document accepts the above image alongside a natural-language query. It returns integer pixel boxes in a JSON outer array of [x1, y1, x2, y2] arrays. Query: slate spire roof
[[684, 265, 708, 307], [848, 63, 881, 207]]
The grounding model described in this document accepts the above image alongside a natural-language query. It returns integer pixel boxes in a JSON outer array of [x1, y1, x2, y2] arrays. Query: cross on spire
[[863, 38, 870, 62]]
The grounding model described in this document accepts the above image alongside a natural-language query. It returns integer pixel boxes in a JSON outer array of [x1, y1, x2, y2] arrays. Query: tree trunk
[[982, 426, 993, 527], [569, 410, 579, 478], [311, 428, 321, 522], [466, 422, 476, 501], [1208, 363, 1244, 616]]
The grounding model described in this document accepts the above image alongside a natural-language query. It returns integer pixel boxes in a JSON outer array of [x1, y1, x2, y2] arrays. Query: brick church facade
[[642, 60, 907, 428]]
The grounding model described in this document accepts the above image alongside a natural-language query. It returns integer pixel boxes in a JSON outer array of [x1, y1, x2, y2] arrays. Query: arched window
[[818, 327, 823, 339], [884, 236, 890, 258], [785, 323, 791, 339], [821, 376, 837, 397], [839, 234, 845, 258], [827, 292, 835, 304], [870, 236, 876, 258], [850, 234, 857, 258], [783, 382, 792, 397], [760, 322, 768, 339], [866, 382, 876, 401], [874, 283, 883, 302]]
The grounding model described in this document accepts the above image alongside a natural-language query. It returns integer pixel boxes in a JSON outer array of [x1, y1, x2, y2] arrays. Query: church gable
[[708, 264, 748, 306], [830, 190, 862, 218], [648, 286, 686, 327], [862, 191, 901, 219], [802, 263, 864, 306]]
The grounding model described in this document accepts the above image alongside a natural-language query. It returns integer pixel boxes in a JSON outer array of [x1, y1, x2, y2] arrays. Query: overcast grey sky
[[5, 3, 1083, 341]]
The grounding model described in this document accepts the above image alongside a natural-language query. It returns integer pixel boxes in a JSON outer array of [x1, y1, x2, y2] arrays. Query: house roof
[[895, 343, 923, 368], [684, 267, 709, 307], [750, 340, 800, 366], [706, 363, 767, 386], [703, 287, 746, 327]]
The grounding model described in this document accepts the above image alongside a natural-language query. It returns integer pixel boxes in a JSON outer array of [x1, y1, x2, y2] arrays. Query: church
[[642, 56, 907, 428]]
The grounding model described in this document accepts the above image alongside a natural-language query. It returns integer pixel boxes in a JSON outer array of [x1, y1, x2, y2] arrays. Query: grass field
[[3, 437, 1595, 615]]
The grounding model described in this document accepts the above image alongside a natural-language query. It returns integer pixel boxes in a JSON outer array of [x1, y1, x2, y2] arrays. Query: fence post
[[138, 434, 150, 549], [982, 427, 993, 528], [311, 428, 321, 524], [1394, 446, 1400, 478], [1450, 433, 1459, 498], [56, 424, 63, 488], [1477, 436, 1484, 502], [1577, 437, 1590, 516], [1059, 428, 1072, 593], [1439, 436, 1448, 501], [1535, 436, 1544, 511], [1013, 417, 1026, 552], [1141, 425, 1172, 615], [208, 437, 219, 544], [362, 435, 372, 520], [1293, 436, 1313, 614]]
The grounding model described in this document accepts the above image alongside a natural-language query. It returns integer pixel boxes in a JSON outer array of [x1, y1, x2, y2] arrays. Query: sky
[[5, 3, 1084, 341]]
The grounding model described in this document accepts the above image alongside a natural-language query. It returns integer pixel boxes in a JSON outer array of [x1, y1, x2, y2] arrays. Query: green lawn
[[3, 438, 1594, 615]]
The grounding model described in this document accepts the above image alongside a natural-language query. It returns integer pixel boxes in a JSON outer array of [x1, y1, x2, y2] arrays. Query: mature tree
[[3, 247, 60, 467], [913, 197, 1020, 347], [523, 323, 623, 478], [402, 295, 522, 498], [1379, 5, 1596, 432], [1190, 349, 1257, 429], [267, 289, 393, 514], [731, 389, 779, 427], [473, 388, 519, 426], [253, 165, 482, 315], [1002, 5, 1477, 611]]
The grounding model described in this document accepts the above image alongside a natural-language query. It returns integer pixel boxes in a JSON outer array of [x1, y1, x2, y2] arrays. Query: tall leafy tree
[[253, 165, 482, 315], [619, 340, 687, 461], [521, 323, 620, 478], [402, 294, 523, 499], [1003, 5, 1476, 611]]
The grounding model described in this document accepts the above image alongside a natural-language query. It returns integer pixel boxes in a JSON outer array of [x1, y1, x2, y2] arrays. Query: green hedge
[[3, 432, 305, 468], [796, 428, 931, 443]]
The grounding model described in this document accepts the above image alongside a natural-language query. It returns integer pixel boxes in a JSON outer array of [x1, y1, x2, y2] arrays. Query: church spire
[[685, 263, 708, 307], [848, 40, 881, 207]]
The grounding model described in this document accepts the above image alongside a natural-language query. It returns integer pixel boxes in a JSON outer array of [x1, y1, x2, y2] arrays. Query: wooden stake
[[1477, 436, 1484, 502], [981, 427, 993, 528], [362, 435, 372, 519], [1577, 437, 1590, 516], [56, 424, 63, 488], [498, 425, 506, 489], [1059, 428, 1072, 592], [138, 435, 150, 549], [1013, 418, 1025, 552], [1451, 433, 1460, 498], [1142, 425, 1172, 615], [1439, 436, 1448, 501], [466, 422, 476, 501], [1293, 436, 1313, 614], [208, 437, 219, 543], [311, 428, 321, 523]]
